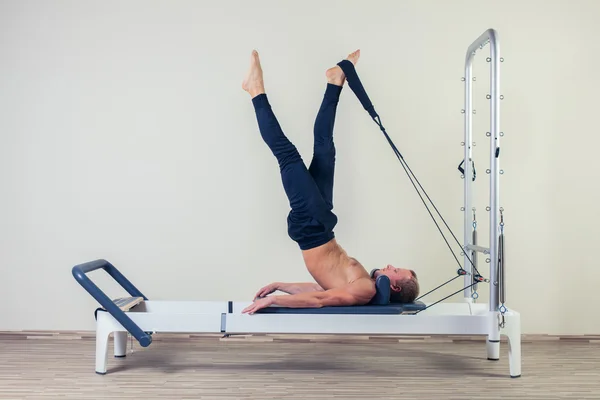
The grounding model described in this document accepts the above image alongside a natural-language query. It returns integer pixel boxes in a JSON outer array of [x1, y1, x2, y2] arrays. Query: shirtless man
[[241, 49, 419, 314]]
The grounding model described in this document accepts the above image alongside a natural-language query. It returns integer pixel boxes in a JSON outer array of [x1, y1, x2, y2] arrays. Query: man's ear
[[391, 284, 401, 293]]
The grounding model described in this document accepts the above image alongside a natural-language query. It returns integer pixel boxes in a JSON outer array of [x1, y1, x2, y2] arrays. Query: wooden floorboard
[[0, 332, 599, 399]]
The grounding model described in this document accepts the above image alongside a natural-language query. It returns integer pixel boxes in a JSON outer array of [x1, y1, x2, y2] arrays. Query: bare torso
[[301, 239, 375, 304]]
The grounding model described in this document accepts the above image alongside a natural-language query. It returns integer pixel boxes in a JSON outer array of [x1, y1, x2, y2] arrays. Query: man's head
[[378, 264, 420, 303]]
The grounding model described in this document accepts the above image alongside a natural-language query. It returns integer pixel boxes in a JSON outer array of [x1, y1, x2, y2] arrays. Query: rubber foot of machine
[[487, 358, 499, 361], [510, 375, 521, 379], [115, 355, 126, 358], [95, 371, 106, 375]]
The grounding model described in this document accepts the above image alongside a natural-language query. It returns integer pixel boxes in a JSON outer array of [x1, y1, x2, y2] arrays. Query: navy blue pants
[[252, 84, 342, 250]]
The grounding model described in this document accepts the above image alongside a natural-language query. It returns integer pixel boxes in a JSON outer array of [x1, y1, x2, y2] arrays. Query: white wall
[[1, 0, 598, 335]]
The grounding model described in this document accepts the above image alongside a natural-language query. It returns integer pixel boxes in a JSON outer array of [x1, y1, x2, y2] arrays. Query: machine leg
[[487, 311, 500, 361], [502, 311, 522, 378], [95, 323, 112, 375], [487, 338, 500, 361], [114, 331, 128, 358]]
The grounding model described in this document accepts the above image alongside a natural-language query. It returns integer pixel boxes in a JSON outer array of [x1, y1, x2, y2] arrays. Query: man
[[241, 49, 419, 314]]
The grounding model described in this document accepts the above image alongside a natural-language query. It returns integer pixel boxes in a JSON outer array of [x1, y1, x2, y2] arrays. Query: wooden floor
[[1, 332, 599, 399]]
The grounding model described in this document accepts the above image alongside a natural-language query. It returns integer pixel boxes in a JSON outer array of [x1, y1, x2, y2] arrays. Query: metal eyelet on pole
[[500, 95, 504, 100], [473, 110, 477, 115], [473, 77, 476, 81], [486, 206, 491, 211], [486, 258, 491, 263], [486, 94, 491, 99], [461, 175, 464, 179], [500, 57, 504, 62], [486, 132, 491, 137], [500, 132, 504, 137], [486, 169, 491, 174], [460, 207, 465, 211], [461, 141, 465, 146], [486, 57, 491, 62], [500, 170, 504, 175], [499, 304, 507, 328], [461, 109, 465, 114], [461, 77, 466, 82]]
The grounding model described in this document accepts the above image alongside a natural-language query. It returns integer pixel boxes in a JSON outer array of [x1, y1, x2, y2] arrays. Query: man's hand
[[255, 282, 280, 299], [242, 296, 275, 314]]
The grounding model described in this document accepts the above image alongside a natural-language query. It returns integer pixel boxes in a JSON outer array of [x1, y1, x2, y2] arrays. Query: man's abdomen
[[302, 241, 354, 290]]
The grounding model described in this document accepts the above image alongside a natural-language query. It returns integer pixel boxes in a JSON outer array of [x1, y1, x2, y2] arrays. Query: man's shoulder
[[346, 277, 376, 304]]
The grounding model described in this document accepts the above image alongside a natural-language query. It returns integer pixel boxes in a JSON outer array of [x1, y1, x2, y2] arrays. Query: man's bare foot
[[326, 49, 361, 86], [242, 50, 265, 98]]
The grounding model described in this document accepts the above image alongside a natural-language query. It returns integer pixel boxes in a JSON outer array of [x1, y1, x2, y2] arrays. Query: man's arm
[[242, 288, 358, 314], [242, 279, 375, 314], [255, 282, 323, 298], [270, 288, 358, 309], [277, 282, 324, 295]]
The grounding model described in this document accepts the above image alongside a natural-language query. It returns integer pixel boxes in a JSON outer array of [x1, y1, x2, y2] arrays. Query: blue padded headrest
[[368, 274, 390, 305]]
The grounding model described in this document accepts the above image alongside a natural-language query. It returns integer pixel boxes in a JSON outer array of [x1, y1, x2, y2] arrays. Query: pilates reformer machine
[[72, 29, 521, 377]]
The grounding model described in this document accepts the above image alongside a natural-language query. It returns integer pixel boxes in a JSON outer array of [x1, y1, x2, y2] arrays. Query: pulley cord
[[371, 114, 483, 279], [415, 281, 480, 313], [414, 274, 462, 302]]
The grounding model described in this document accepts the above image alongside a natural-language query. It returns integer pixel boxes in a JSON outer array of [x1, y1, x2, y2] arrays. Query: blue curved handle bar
[[72, 259, 152, 347]]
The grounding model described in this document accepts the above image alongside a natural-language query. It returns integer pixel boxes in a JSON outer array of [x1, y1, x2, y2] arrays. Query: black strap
[[337, 60, 377, 119], [458, 159, 476, 181]]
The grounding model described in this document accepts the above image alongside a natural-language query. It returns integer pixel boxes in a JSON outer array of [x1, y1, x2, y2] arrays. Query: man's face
[[380, 264, 416, 291]]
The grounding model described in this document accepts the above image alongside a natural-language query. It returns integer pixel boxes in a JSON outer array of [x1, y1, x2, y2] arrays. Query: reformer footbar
[[337, 59, 488, 311]]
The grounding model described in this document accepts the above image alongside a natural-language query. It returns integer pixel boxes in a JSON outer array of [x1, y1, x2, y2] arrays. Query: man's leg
[[308, 83, 342, 210], [252, 93, 327, 218], [308, 50, 361, 209], [243, 50, 336, 250]]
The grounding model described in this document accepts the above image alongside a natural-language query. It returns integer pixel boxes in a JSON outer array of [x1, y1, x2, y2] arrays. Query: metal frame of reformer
[[72, 29, 521, 378]]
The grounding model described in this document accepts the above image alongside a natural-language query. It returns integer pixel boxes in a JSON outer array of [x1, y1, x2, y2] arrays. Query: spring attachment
[[498, 209, 507, 328], [471, 208, 479, 300]]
